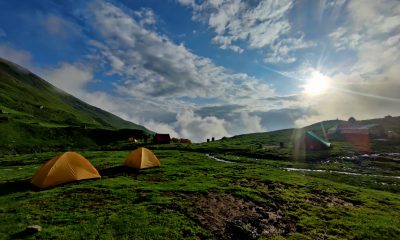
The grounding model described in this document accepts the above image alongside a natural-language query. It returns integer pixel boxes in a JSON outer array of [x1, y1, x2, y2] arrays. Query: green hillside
[[215, 117, 399, 145], [194, 117, 400, 161], [0, 58, 152, 153], [0, 58, 149, 131]]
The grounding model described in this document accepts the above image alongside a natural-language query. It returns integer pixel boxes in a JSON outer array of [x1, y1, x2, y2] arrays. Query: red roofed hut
[[154, 133, 171, 144]]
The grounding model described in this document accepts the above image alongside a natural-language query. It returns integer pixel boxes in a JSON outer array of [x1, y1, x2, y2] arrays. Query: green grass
[[1, 150, 400, 239]]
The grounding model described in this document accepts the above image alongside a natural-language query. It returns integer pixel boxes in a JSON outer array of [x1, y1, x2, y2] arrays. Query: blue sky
[[0, 0, 399, 142]]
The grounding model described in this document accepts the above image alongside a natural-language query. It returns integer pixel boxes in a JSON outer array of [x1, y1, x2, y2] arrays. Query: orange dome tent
[[124, 147, 160, 169], [31, 152, 101, 188]]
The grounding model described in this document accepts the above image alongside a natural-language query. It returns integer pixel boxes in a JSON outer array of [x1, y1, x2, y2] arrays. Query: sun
[[303, 71, 330, 96]]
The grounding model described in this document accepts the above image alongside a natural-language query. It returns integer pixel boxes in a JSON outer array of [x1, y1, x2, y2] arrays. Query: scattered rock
[[181, 228, 192, 238], [25, 225, 42, 234]]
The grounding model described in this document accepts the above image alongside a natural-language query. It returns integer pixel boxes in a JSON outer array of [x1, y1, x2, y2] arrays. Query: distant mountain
[[0, 58, 152, 153]]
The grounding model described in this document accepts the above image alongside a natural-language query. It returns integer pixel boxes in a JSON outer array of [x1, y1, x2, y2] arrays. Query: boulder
[[25, 225, 42, 234]]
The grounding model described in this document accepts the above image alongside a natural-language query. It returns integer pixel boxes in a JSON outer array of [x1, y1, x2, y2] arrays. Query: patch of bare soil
[[305, 189, 361, 208], [305, 195, 353, 207], [236, 178, 360, 209], [164, 179, 360, 239], [172, 192, 296, 240]]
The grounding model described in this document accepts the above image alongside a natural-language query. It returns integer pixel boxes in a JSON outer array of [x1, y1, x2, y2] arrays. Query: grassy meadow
[[1, 148, 400, 239]]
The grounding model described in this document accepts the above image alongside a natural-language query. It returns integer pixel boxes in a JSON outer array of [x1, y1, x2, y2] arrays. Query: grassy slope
[[0, 58, 153, 152], [0, 150, 399, 239], [0, 58, 150, 131], [219, 117, 400, 147]]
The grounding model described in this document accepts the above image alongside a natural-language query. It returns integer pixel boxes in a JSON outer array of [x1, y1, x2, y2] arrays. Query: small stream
[[283, 167, 400, 179], [205, 153, 400, 179], [205, 154, 235, 163], [327, 153, 400, 162]]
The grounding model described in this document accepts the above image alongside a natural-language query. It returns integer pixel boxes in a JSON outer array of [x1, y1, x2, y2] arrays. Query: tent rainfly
[[124, 147, 160, 169], [31, 152, 101, 188]]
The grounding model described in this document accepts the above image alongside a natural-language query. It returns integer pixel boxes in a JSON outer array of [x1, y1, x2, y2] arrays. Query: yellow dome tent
[[124, 147, 160, 169], [31, 152, 101, 188]]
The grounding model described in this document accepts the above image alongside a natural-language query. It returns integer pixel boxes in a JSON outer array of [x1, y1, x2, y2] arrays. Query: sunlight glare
[[303, 71, 330, 96]]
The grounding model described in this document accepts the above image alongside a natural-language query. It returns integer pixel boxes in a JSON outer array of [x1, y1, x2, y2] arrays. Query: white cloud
[[294, 80, 400, 127], [264, 36, 315, 63], [86, 0, 274, 102], [39, 63, 93, 94], [43, 15, 65, 35], [327, 0, 347, 8], [178, 0, 313, 63], [290, 0, 400, 126], [144, 120, 179, 137], [41, 14, 82, 39], [177, 109, 266, 142], [329, 27, 362, 51], [227, 112, 265, 135], [0, 28, 6, 38], [134, 8, 157, 26], [177, 0, 196, 7], [32, 55, 266, 142], [329, 0, 400, 52], [0, 44, 33, 69], [329, 0, 400, 82], [176, 109, 230, 141]]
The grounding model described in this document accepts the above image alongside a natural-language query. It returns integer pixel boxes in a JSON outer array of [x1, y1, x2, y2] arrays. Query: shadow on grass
[[99, 166, 140, 178], [1, 166, 162, 196], [11, 230, 30, 239], [10, 227, 42, 239], [0, 179, 34, 197], [99, 166, 163, 179]]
